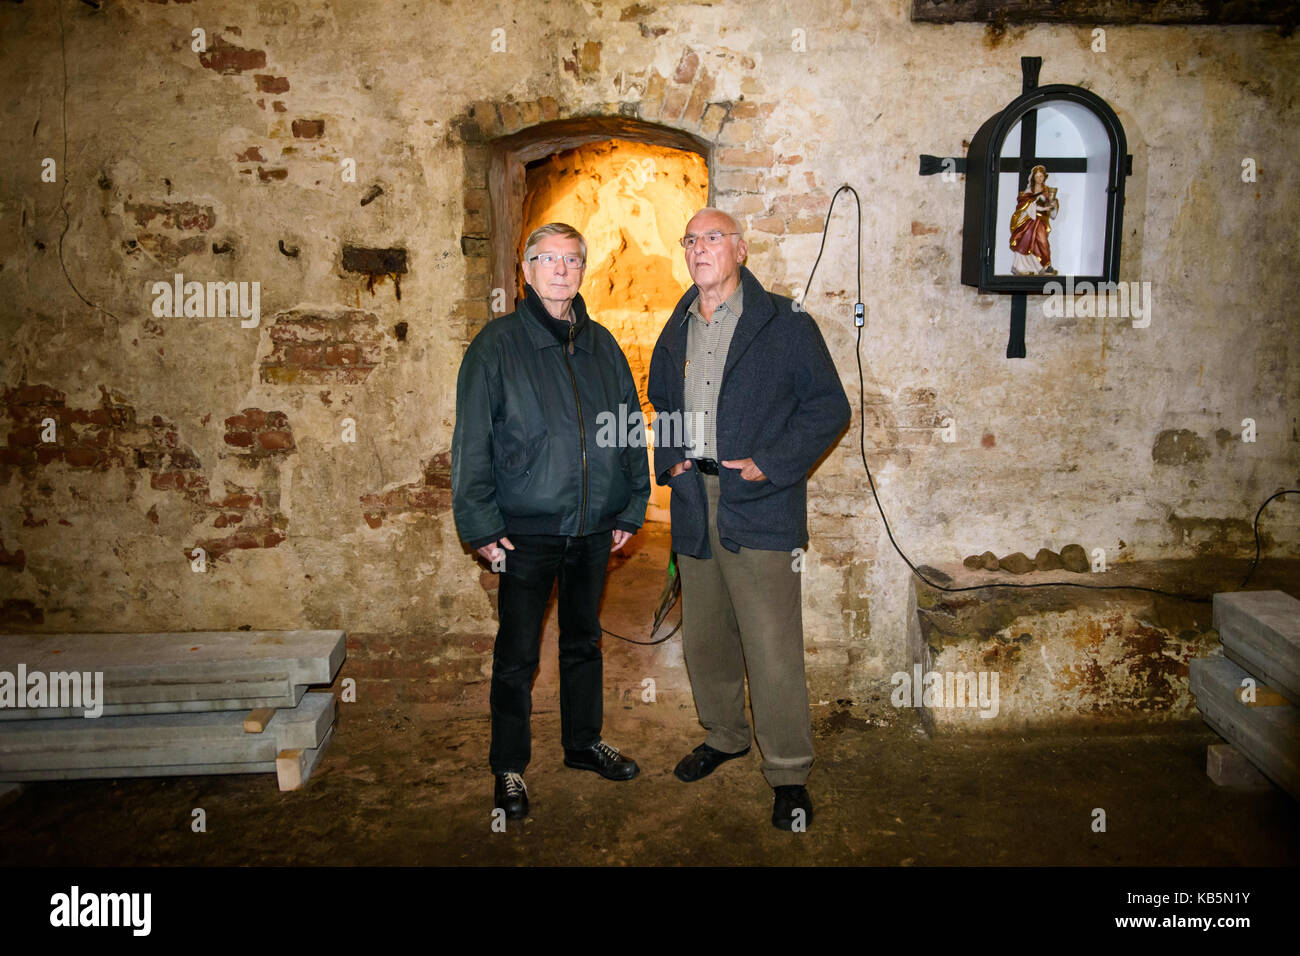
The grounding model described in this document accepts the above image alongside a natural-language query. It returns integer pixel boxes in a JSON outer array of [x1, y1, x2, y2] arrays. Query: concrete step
[[0, 724, 335, 791], [1213, 591, 1300, 705], [1189, 656, 1299, 800], [0, 630, 345, 719], [0, 692, 336, 776]]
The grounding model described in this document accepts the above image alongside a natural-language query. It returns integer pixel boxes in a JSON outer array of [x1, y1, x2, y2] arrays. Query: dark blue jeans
[[489, 531, 612, 774]]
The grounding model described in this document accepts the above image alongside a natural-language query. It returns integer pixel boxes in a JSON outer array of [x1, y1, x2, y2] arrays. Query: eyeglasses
[[681, 230, 743, 248], [527, 253, 585, 269]]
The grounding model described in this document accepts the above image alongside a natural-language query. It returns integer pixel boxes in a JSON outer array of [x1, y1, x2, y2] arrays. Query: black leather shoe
[[772, 785, 813, 831], [673, 742, 751, 782], [494, 772, 528, 820], [563, 739, 639, 780]]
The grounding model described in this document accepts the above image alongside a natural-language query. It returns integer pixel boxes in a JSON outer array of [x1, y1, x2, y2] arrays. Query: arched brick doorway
[[487, 117, 711, 316]]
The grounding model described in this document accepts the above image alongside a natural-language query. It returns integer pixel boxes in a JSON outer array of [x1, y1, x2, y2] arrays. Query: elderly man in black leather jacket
[[451, 222, 650, 822]]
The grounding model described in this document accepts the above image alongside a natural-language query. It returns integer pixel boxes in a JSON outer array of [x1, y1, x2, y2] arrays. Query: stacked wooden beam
[[1188, 592, 1300, 799], [0, 630, 344, 791]]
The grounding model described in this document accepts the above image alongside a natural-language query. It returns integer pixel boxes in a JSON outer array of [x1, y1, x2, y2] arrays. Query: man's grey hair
[[523, 222, 587, 263]]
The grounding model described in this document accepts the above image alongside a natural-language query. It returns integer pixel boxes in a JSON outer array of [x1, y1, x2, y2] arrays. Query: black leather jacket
[[451, 287, 650, 548]]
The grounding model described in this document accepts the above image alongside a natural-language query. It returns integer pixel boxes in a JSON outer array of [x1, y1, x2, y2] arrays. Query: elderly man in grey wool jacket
[[647, 207, 850, 831]]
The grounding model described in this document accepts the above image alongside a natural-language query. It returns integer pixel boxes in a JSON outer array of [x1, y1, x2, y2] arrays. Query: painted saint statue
[[1009, 164, 1059, 275]]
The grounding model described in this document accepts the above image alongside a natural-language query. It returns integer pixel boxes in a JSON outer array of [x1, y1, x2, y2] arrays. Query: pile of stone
[[962, 544, 1090, 573], [1189, 592, 1299, 799], [0, 630, 344, 791]]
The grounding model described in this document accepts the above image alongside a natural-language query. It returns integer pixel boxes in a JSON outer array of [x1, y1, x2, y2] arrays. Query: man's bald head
[[685, 207, 743, 238], [682, 207, 748, 299]]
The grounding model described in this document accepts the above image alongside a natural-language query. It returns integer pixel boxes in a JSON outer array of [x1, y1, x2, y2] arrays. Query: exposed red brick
[[236, 146, 266, 162], [359, 460, 454, 524], [291, 119, 325, 139], [197, 34, 267, 74], [64, 447, 104, 468], [673, 50, 699, 84], [224, 431, 254, 448], [254, 75, 290, 93], [257, 430, 295, 451], [225, 409, 268, 429], [151, 472, 185, 491], [406, 488, 452, 510], [787, 217, 825, 234], [717, 147, 774, 168], [6, 426, 42, 448], [728, 101, 774, 119], [660, 86, 688, 121], [0, 543, 25, 572], [123, 200, 215, 232], [682, 72, 715, 126], [711, 169, 764, 192], [262, 310, 383, 385], [325, 345, 362, 366], [497, 102, 521, 133], [257, 167, 288, 182], [285, 344, 326, 365], [6, 384, 65, 406]]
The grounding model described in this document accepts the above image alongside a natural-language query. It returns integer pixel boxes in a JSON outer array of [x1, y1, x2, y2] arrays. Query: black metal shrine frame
[[921, 57, 1131, 357]]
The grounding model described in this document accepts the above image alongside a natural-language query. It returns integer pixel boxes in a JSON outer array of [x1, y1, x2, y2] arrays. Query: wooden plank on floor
[[1233, 682, 1289, 707], [1206, 742, 1274, 790], [244, 708, 277, 733], [276, 723, 335, 791]]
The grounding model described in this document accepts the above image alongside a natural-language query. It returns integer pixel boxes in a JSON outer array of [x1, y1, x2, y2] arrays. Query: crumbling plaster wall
[[1, 0, 1297, 702]]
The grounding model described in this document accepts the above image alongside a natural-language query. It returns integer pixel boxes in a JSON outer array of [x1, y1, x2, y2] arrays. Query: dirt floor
[[1, 523, 1297, 867]]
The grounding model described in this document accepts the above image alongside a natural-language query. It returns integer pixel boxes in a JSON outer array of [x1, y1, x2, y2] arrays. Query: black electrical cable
[[805, 182, 1294, 606], [601, 618, 681, 646], [803, 185, 862, 306], [1241, 489, 1300, 587]]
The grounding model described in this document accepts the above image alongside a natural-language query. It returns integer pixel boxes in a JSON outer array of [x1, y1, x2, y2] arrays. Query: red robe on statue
[[1009, 188, 1053, 272]]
